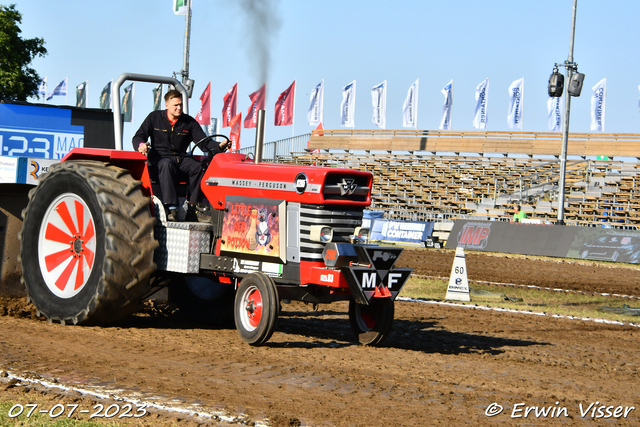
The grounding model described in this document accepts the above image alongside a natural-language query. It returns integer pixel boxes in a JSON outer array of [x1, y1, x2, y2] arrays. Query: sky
[[13, 0, 640, 151]]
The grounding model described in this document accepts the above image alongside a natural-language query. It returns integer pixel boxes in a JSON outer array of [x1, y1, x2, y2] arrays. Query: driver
[[133, 89, 230, 221]]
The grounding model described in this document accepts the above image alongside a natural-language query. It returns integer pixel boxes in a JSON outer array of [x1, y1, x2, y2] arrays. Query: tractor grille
[[322, 172, 371, 202], [299, 204, 364, 262]]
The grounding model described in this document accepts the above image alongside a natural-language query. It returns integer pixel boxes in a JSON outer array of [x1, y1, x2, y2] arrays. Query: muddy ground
[[0, 249, 639, 426]]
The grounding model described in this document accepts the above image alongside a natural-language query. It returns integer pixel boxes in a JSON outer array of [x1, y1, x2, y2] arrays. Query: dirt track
[[1, 249, 639, 426]]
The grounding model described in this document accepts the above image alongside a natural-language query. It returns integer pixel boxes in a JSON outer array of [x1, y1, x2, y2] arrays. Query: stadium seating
[[268, 130, 640, 229]]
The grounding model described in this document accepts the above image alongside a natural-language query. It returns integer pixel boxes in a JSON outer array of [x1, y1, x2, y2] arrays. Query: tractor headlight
[[310, 225, 333, 243], [351, 227, 370, 244]]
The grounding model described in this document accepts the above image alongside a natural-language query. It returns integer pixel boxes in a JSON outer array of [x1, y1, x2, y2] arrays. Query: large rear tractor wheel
[[168, 275, 236, 326], [19, 160, 158, 325], [234, 272, 279, 345], [349, 298, 394, 346]]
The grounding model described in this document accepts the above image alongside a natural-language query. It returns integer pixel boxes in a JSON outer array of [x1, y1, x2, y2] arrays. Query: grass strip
[[399, 276, 640, 323]]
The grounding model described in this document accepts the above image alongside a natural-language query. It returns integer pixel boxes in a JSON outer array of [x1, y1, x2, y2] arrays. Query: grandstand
[[239, 129, 640, 229]]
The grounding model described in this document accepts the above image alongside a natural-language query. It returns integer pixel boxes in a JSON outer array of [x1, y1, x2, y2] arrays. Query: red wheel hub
[[38, 195, 96, 298], [245, 287, 263, 328]]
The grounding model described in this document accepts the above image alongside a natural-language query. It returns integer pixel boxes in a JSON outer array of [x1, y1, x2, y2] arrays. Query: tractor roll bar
[[112, 73, 189, 151]]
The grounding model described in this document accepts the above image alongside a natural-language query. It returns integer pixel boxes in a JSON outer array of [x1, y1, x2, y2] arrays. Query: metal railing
[[492, 159, 590, 204], [238, 133, 311, 160], [305, 129, 640, 158]]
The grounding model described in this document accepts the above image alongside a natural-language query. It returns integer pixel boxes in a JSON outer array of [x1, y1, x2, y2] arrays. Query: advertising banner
[[473, 78, 489, 129], [507, 78, 524, 130], [0, 156, 19, 183], [25, 158, 59, 185], [369, 219, 434, 245], [568, 228, 640, 264], [402, 79, 419, 129], [0, 104, 85, 159], [446, 220, 640, 264]]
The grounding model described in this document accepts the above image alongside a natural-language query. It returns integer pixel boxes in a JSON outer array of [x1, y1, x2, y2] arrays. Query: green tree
[[0, 4, 47, 101]]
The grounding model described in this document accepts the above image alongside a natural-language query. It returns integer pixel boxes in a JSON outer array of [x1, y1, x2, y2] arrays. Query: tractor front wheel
[[234, 272, 279, 345], [349, 298, 394, 346]]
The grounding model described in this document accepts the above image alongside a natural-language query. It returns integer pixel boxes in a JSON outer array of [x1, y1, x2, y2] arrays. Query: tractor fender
[[62, 148, 152, 196]]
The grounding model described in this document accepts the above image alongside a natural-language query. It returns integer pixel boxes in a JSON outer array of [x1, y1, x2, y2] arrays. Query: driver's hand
[[219, 140, 231, 150], [138, 143, 149, 155]]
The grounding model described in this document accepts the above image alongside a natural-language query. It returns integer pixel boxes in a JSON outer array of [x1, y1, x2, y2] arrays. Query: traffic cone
[[445, 247, 470, 301]]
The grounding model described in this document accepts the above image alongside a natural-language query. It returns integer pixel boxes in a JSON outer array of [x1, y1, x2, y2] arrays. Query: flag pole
[[291, 79, 297, 138], [320, 79, 324, 125], [182, 0, 192, 86], [131, 83, 135, 133]]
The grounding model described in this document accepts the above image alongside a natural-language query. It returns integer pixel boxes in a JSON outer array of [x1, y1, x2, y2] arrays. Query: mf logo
[[457, 223, 491, 249], [360, 272, 404, 290], [339, 178, 357, 196], [372, 251, 396, 262]]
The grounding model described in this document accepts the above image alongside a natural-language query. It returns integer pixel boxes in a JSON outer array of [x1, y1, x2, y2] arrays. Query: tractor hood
[[202, 153, 373, 208]]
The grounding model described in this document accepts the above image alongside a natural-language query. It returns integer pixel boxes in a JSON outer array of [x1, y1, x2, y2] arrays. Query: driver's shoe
[[167, 210, 179, 222], [186, 203, 210, 223]]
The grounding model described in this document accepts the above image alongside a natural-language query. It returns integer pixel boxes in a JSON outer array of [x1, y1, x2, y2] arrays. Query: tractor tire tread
[[20, 160, 157, 325]]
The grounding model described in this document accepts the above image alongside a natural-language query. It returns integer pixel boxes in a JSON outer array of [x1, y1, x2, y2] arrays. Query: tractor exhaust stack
[[254, 109, 265, 164]]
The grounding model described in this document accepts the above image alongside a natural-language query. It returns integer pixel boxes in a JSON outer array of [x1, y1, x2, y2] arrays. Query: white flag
[[46, 77, 68, 101], [371, 80, 387, 129], [590, 78, 606, 132], [307, 80, 324, 126], [173, 0, 189, 15], [38, 77, 47, 96], [439, 80, 453, 130], [547, 96, 563, 132], [402, 79, 419, 128], [340, 80, 356, 128], [507, 77, 524, 130], [473, 78, 489, 129]]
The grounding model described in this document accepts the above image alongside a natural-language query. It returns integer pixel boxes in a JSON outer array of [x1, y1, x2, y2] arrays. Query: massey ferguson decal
[[342, 246, 413, 305], [457, 222, 492, 250]]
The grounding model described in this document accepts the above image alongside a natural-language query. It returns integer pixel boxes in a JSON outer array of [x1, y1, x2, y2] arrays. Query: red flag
[[229, 112, 242, 151], [274, 80, 296, 126], [195, 81, 211, 125], [222, 82, 238, 128], [244, 84, 266, 128]]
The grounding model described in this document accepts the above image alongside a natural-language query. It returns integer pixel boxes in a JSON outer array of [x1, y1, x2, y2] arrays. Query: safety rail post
[[112, 73, 188, 151]]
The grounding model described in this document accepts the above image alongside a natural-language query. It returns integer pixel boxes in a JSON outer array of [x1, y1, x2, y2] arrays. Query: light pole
[[554, 0, 584, 225], [174, 0, 194, 97]]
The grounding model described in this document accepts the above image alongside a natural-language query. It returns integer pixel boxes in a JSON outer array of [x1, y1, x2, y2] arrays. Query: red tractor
[[18, 74, 412, 346]]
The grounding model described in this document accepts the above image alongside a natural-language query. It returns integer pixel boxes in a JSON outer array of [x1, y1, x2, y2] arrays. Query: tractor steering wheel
[[189, 134, 232, 158]]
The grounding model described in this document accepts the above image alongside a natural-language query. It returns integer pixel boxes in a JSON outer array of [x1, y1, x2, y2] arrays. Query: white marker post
[[446, 247, 470, 301]]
